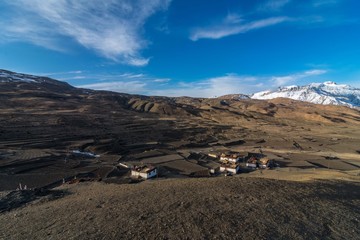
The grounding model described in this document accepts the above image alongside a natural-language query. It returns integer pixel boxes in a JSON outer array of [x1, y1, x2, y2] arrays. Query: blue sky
[[0, 0, 359, 97]]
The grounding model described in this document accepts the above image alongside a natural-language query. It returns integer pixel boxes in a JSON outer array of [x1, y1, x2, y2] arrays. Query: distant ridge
[[2, 69, 360, 109], [0, 69, 62, 84], [251, 81, 360, 108], [216, 94, 250, 100]]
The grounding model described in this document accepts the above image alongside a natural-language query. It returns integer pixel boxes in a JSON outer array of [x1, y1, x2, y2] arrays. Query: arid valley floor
[[1, 72, 360, 239]]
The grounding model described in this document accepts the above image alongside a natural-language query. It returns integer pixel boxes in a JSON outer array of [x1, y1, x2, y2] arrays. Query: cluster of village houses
[[128, 151, 276, 180], [209, 152, 275, 175]]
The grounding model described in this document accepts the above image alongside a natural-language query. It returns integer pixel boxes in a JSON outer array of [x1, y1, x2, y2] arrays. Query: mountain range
[[1, 69, 359, 108], [251, 81, 360, 108]]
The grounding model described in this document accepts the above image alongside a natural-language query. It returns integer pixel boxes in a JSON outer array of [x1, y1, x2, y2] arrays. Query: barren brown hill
[[1, 70, 360, 190], [1, 70, 360, 239]]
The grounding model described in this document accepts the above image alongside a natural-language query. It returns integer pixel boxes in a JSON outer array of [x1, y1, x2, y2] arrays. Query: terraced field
[[1, 77, 360, 191]]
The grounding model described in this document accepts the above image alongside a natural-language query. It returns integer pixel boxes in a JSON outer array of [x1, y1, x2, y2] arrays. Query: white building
[[131, 165, 158, 179], [220, 153, 244, 163], [246, 157, 258, 169], [246, 162, 257, 169], [219, 163, 240, 174]]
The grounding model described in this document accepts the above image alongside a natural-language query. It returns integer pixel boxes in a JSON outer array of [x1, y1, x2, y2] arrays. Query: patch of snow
[[0, 70, 39, 83], [72, 150, 100, 158]]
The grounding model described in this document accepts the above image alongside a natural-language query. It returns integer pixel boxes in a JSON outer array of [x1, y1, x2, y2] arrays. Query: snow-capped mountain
[[251, 81, 360, 108]]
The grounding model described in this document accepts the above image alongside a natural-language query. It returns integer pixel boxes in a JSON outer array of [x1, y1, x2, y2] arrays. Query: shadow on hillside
[[0, 188, 69, 213]]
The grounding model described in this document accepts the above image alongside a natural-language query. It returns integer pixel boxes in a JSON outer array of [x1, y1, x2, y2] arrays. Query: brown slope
[[1, 70, 360, 191], [0, 178, 359, 240]]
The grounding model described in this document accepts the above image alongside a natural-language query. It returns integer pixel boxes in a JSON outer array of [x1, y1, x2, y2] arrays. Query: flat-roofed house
[[204, 161, 221, 174], [219, 162, 240, 174], [220, 153, 244, 163], [131, 165, 157, 179], [246, 157, 258, 169]]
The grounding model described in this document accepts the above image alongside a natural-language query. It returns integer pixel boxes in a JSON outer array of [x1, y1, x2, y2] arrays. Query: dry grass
[[0, 177, 359, 240]]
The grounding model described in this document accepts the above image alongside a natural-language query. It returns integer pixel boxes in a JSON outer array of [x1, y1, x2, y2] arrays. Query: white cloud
[[127, 58, 150, 67], [153, 78, 171, 83], [74, 72, 172, 94], [29, 70, 83, 77], [121, 73, 146, 79], [59, 76, 86, 81], [74, 70, 328, 97], [78, 81, 147, 94], [0, 0, 171, 66], [151, 74, 264, 97], [153, 70, 328, 97], [224, 14, 243, 24], [73, 73, 262, 97], [272, 76, 295, 86], [304, 69, 327, 75], [190, 15, 290, 41], [271, 69, 327, 86]]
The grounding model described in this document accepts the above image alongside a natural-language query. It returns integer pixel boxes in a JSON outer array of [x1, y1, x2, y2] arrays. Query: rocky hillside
[[1, 69, 360, 191]]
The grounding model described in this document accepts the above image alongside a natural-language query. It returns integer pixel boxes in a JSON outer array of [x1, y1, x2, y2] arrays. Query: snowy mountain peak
[[323, 81, 336, 85], [252, 81, 360, 108]]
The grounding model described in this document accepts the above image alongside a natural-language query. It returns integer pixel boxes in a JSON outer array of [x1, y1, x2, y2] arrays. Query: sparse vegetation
[[1, 72, 360, 239]]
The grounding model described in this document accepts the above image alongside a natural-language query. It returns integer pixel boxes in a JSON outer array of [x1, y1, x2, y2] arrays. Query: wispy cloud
[[59, 76, 86, 81], [74, 72, 171, 94], [33, 70, 83, 76], [190, 15, 290, 41], [73, 73, 262, 97], [0, 0, 171, 66], [152, 74, 264, 97], [189, 0, 349, 42], [313, 0, 339, 7], [77, 81, 147, 94], [152, 70, 328, 97], [153, 78, 171, 83], [271, 69, 327, 86], [259, 0, 291, 11], [74, 69, 329, 97]]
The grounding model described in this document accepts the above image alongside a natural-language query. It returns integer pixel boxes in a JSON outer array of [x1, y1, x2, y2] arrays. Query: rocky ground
[[0, 176, 359, 240]]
